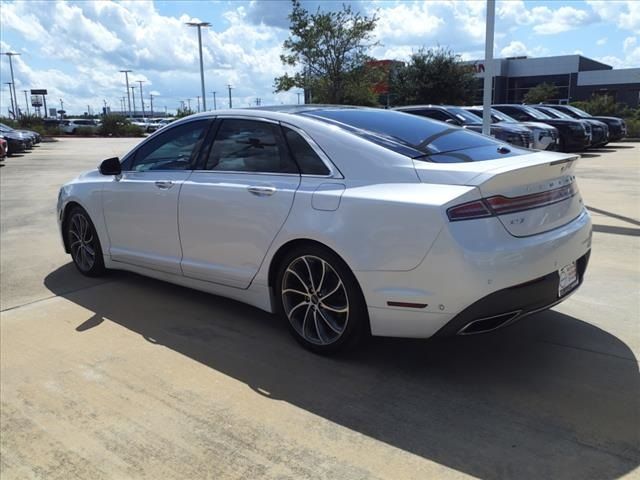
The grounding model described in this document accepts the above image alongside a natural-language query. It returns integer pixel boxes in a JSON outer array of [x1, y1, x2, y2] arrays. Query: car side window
[[205, 119, 298, 174], [282, 127, 329, 175], [130, 120, 208, 172]]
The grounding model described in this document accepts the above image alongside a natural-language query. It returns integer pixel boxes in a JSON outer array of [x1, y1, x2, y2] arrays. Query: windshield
[[468, 108, 518, 123], [302, 108, 503, 158], [0, 123, 15, 132], [537, 107, 572, 119], [446, 107, 483, 124], [521, 106, 552, 120], [563, 105, 591, 118]]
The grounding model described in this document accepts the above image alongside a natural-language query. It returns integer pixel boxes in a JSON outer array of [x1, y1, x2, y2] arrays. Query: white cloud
[[597, 37, 607, 46], [596, 36, 640, 69], [587, 1, 640, 31], [500, 41, 528, 57]]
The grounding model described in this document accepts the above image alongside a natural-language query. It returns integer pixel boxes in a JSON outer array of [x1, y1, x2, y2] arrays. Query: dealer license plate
[[558, 261, 578, 297]]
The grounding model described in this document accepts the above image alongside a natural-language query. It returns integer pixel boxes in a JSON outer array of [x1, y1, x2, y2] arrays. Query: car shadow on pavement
[[45, 264, 640, 479]]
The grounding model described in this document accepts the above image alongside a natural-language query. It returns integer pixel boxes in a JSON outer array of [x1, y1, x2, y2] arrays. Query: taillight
[[447, 183, 578, 221]]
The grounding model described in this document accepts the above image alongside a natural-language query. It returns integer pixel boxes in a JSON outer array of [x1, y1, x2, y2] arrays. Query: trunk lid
[[414, 149, 584, 237]]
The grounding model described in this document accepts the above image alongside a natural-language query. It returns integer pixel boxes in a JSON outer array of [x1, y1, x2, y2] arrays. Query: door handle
[[155, 180, 174, 189], [247, 185, 276, 196]]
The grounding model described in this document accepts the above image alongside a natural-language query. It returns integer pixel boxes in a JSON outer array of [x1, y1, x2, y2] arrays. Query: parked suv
[[396, 105, 534, 148], [61, 119, 99, 134], [531, 105, 609, 148], [493, 104, 589, 152], [464, 106, 558, 150], [540, 104, 626, 142]]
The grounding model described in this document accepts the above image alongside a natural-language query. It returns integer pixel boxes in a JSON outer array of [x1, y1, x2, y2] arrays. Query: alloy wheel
[[281, 255, 349, 346], [69, 213, 96, 272]]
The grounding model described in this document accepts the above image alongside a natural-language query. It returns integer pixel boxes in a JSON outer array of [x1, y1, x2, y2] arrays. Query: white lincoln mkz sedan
[[58, 106, 592, 353]]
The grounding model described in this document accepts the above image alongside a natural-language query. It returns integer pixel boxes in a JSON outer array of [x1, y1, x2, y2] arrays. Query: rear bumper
[[434, 250, 590, 336], [358, 209, 592, 338]]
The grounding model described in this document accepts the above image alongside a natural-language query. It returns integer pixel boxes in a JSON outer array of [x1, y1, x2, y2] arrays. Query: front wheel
[[276, 245, 368, 354], [66, 207, 106, 277]]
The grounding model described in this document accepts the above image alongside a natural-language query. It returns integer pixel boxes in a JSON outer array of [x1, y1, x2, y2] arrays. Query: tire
[[275, 244, 369, 354], [66, 206, 106, 277]]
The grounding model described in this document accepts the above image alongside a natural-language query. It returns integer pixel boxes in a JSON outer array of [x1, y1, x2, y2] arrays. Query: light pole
[[130, 86, 136, 118], [227, 84, 233, 108], [59, 98, 64, 119], [22, 90, 30, 116], [136, 80, 145, 118], [119, 69, 132, 118], [296, 92, 302, 104], [186, 20, 210, 111], [482, 0, 495, 136], [1, 52, 21, 119], [5, 83, 15, 118], [149, 93, 154, 118], [186, 98, 192, 112], [211, 91, 217, 110], [196, 95, 201, 112]]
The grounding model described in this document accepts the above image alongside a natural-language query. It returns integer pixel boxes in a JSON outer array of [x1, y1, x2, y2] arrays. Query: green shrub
[[98, 114, 144, 137], [625, 118, 640, 138], [75, 127, 95, 136]]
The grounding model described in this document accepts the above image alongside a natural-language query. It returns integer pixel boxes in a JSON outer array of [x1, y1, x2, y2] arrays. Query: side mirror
[[99, 157, 121, 176]]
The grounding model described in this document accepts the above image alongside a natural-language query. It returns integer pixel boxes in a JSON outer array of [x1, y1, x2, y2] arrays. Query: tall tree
[[523, 82, 559, 104], [274, 0, 379, 104], [389, 47, 476, 106]]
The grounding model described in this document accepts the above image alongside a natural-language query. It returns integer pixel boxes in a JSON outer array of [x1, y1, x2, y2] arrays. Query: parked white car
[[57, 107, 592, 353], [61, 119, 99, 134]]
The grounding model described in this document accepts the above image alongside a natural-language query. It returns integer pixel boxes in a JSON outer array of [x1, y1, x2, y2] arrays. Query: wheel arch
[[60, 200, 87, 253]]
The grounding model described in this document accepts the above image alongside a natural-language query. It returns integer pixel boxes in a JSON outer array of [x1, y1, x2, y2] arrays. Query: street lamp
[[136, 80, 145, 118], [22, 90, 30, 116], [119, 70, 132, 118], [4, 82, 15, 118], [196, 95, 201, 112], [186, 20, 210, 111], [211, 91, 217, 110], [227, 84, 233, 108], [130, 86, 136, 118], [1, 52, 21, 118]]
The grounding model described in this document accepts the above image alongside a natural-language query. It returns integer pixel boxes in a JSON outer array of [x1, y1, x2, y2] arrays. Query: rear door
[[178, 117, 301, 288]]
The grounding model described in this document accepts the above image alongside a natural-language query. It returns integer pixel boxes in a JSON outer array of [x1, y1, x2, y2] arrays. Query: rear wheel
[[66, 207, 106, 277], [276, 244, 368, 354]]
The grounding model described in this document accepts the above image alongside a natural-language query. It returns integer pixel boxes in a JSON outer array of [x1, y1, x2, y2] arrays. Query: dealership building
[[469, 54, 640, 107]]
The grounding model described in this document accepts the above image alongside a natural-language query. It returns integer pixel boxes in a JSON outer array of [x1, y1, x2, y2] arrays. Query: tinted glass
[[562, 105, 590, 118], [496, 106, 529, 121], [131, 120, 208, 171], [446, 107, 482, 124], [206, 119, 298, 173], [414, 110, 451, 122], [303, 109, 499, 156], [521, 105, 551, 120], [537, 107, 571, 119], [283, 127, 329, 175]]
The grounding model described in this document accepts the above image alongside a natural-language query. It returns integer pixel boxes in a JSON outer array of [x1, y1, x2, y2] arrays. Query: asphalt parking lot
[[1, 138, 639, 479]]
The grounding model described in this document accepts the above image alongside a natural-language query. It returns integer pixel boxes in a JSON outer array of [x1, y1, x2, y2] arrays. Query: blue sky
[[1, 0, 638, 115]]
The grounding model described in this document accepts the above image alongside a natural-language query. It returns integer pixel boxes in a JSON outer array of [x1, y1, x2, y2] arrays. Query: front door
[[102, 119, 210, 274], [179, 118, 300, 288]]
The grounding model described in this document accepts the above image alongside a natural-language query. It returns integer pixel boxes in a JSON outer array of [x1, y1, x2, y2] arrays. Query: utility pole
[[59, 98, 64, 119], [186, 98, 192, 112], [227, 84, 233, 108], [186, 21, 210, 111], [130, 86, 136, 118], [482, 0, 495, 136], [211, 91, 217, 110], [23, 90, 30, 116], [119, 69, 132, 118], [1, 52, 21, 119], [196, 95, 201, 112], [149, 94, 154, 118], [5, 83, 15, 118], [136, 80, 145, 118]]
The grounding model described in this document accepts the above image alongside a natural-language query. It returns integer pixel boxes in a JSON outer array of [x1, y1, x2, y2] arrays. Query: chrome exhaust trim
[[457, 310, 523, 335]]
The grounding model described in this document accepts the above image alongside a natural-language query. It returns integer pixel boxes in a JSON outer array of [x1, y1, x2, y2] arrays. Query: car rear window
[[301, 108, 503, 160]]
